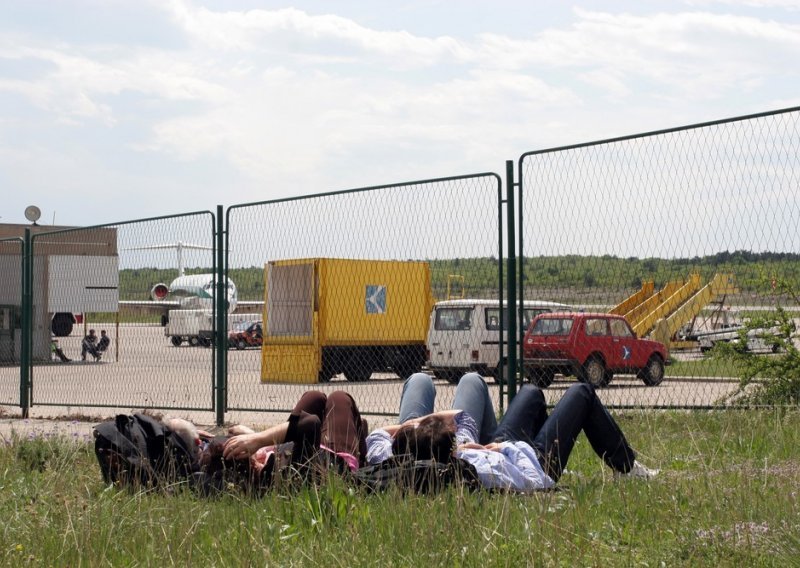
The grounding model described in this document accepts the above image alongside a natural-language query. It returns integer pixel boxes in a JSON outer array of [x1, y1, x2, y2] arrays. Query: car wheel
[[188, 336, 200, 347], [580, 356, 609, 387], [528, 368, 555, 388], [170, 336, 182, 347], [640, 355, 665, 386], [236, 340, 246, 350]]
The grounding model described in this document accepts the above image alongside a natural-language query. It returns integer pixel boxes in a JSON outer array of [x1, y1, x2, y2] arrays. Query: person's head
[[89, 329, 96, 336], [100, 330, 107, 336], [392, 415, 455, 463], [164, 417, 201, 459]]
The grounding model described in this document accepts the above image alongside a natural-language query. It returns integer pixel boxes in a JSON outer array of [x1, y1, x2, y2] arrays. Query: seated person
[[95, 330, 111, 359], [81, 329, 98, 361], [367, 372, 658, 492], [50, 338, 71, 362]]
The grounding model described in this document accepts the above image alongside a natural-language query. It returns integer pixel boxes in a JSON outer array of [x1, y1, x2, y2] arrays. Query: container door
[[262, 260, 319, 383]]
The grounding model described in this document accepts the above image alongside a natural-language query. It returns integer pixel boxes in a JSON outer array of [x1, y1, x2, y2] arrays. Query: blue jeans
[[398, 372, 498, 445], [494, 383, 637, 480]]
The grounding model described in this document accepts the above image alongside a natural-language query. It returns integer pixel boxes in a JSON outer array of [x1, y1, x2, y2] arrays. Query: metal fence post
[[505, 160, 518, 403], [20, 228, 31, 418], [215, 205, 227, 426]]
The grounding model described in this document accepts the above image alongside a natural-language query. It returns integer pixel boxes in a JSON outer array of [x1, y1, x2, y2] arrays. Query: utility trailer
[[261, 258, 433, 383]]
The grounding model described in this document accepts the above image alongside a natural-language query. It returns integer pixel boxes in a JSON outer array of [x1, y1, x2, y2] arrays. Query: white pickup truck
[[166, 310, 259, 347]]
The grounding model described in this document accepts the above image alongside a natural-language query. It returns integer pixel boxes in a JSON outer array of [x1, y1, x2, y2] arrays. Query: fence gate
[[518, 107, 800, 408], [224, 174, 503, 418], [26, 212, 219, 416]]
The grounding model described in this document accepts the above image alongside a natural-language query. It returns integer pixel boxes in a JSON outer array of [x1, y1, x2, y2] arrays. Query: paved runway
[[0, 324, 746, 427]]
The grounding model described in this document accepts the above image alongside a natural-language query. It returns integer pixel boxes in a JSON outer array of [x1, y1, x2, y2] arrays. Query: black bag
[[350, 456, 482, 494], [93, 413, 197, 489]]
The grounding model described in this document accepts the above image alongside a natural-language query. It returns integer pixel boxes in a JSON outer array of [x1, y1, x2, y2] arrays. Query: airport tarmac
[[0, 324, 746, 436]]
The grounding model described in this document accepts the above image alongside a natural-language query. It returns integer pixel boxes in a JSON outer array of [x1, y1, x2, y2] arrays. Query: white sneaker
[[616, 460, 659, 480]]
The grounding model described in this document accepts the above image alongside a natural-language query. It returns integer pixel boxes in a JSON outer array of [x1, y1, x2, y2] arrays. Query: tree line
[[118, 251, 800, 301]]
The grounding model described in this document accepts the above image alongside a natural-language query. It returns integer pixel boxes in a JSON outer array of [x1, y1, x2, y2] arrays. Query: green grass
[[1, 411, 798, 566], [667, 357, 744, 378]]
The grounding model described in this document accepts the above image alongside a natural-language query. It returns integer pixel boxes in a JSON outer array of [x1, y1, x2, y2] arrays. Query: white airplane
[[119, 242, 258, 324], [146, 273, 239, 312]]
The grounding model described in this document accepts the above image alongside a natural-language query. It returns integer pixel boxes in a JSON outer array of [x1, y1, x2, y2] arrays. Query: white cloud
[[2, 1, 800, 225], [161, 0, 473, 67]]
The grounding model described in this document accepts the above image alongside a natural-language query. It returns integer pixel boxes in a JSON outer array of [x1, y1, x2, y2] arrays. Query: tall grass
[[1, 411, 798, 566]]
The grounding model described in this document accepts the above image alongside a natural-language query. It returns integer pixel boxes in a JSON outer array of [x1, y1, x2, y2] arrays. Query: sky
[[1, 0, 800, 228]]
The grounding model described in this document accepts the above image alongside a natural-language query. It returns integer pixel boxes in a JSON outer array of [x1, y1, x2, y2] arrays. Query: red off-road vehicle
[[522, 313, 667, 388]]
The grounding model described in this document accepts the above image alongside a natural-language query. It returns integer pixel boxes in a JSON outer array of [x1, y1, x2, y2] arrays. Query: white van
[[426, 299, 571, 383]]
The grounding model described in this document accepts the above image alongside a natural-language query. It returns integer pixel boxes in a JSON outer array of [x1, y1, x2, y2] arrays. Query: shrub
[[713, 277, 800, 405]]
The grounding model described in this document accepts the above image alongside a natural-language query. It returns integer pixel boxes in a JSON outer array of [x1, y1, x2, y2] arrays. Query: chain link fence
[[226, 175, 502, 417], [519, 107, 800, 408], [0, 237, 24, 408], [3, 107, 798, 422], [26, 213, 218, 414]]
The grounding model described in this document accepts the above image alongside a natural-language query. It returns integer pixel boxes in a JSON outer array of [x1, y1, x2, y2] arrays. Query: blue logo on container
[[366, 285, 386, 314], [622, 345, 631, 360]]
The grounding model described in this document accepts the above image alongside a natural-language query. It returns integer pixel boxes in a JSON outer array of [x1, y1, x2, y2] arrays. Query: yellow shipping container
[[261, 258, 433, 383]]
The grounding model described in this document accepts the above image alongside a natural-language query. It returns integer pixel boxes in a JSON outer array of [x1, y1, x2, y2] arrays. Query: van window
[[522, 308, 550, 331], [435, 308, 473, 331], [486, 307, 553, 331], [530, 317, 573, 336]]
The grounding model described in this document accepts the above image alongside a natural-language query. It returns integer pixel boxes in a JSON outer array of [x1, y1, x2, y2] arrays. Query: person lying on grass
[[366, 372, 659, 492], [220, 389, 369, 476]]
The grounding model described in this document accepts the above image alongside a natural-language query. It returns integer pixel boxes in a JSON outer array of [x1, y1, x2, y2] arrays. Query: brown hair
[[392, 415, 455, 463]]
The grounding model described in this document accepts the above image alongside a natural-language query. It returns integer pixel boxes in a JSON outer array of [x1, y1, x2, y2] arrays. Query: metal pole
[[517, 157, 526, 397], [505, 160, 518, 402], [497, 169, 505, 414], [20, 229, 31, 418], [215, 205, 227, 426]]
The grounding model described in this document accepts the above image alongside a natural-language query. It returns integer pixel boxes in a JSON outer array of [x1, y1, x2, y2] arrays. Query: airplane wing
[[118, 299, 264, 322]]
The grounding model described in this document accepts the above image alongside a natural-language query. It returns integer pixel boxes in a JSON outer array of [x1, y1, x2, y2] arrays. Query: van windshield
[[530, 318, 573, 336], [435, 308, 473, 331]]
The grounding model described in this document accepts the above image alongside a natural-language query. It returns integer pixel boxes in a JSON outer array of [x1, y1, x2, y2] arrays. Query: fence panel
[[519, 107, 800, 408], [226, 175, 502, 417], [0, 237, 24, 409], [27, 212, 218, 414]]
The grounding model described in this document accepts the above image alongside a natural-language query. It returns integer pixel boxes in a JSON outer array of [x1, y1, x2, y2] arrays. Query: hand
[[223, 433, 262, 460], [457, 442, 503, 452], [228, 424, 255, 436], [196, 429, 215, 440]]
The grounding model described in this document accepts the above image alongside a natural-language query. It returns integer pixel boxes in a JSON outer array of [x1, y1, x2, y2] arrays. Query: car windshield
[[232, 321, 251, 332], [530, 317, 573, 336]]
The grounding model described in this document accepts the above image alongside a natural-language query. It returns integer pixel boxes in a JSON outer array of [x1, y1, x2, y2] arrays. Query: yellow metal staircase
[[610, 273, 738, 348]]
